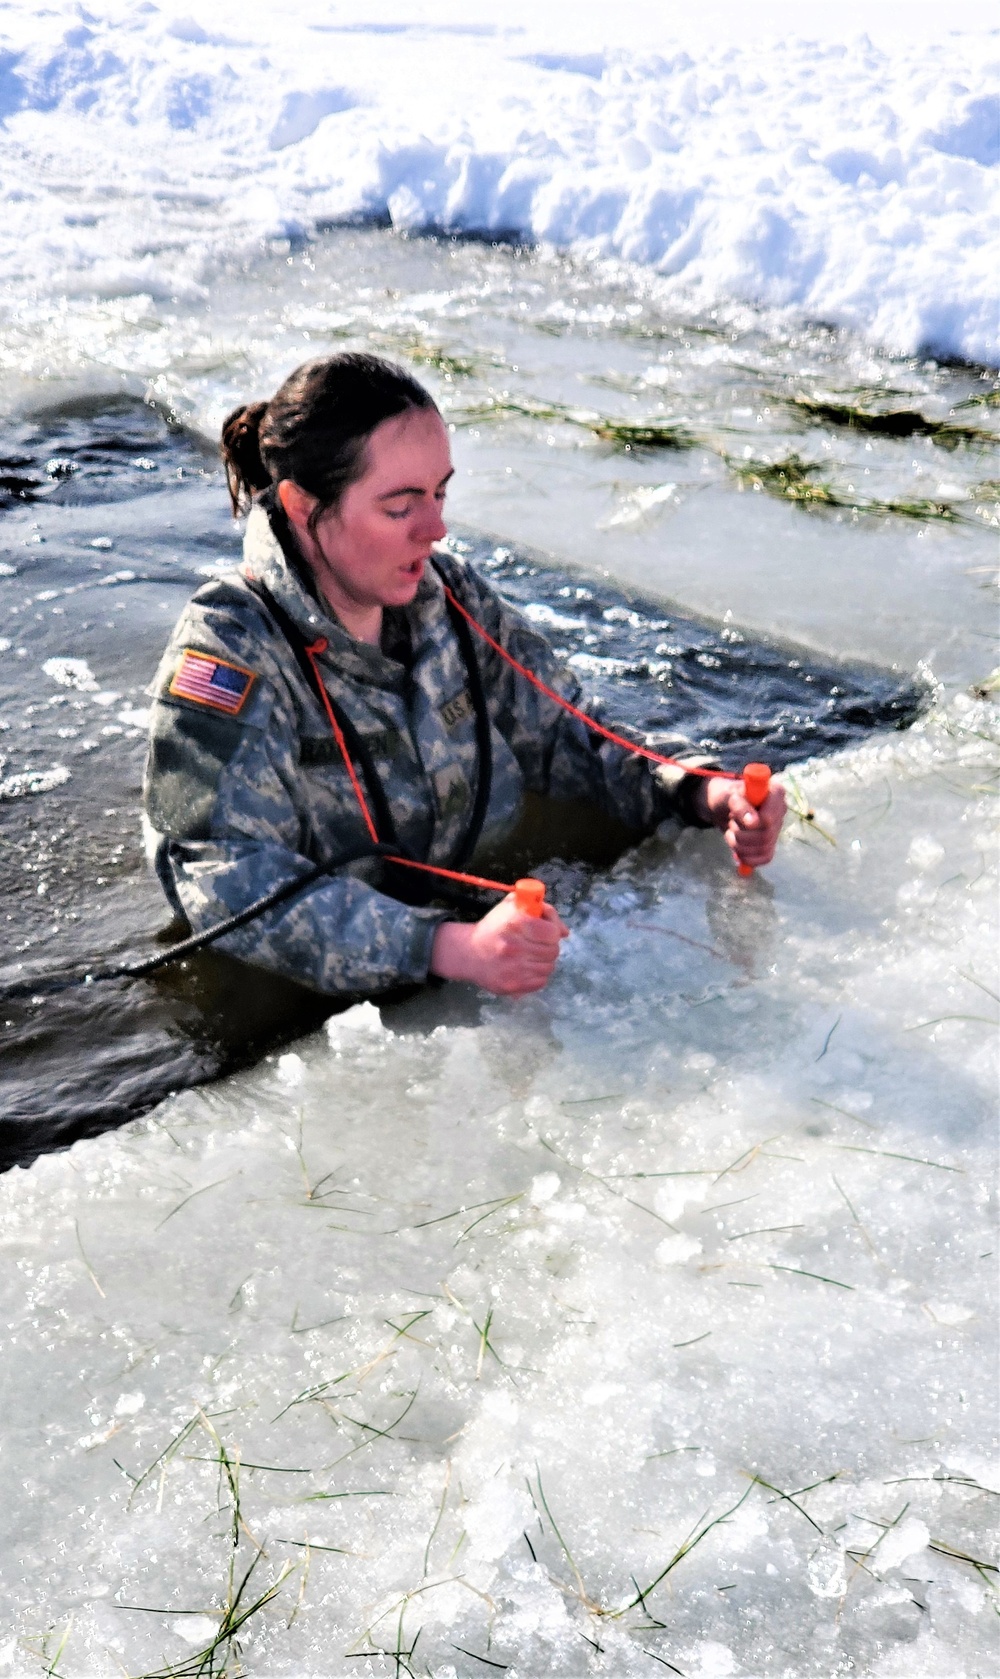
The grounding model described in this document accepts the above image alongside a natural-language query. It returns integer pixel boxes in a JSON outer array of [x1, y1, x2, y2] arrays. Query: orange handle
[[737, 762, 771, 877], [513, 878, 546, 917]]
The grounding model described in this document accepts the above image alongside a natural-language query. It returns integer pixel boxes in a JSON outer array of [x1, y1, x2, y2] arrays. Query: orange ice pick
[[737, 762, 772, 877]]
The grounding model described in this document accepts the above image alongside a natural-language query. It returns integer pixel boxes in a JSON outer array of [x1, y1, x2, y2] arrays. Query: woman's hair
[[220, 353, 437, 527]]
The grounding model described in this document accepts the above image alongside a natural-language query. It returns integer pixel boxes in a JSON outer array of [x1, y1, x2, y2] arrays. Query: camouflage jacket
[[143, 504, 712, 996]]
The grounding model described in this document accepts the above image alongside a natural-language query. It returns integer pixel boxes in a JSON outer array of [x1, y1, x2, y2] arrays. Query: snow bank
[[0, 1, 998, 363]]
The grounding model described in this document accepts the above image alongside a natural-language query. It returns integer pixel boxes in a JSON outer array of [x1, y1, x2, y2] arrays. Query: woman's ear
[[277, 479, 318, 531]]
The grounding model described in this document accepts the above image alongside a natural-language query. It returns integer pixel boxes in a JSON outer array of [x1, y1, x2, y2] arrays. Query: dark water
[[0, 397, 925, 1170]]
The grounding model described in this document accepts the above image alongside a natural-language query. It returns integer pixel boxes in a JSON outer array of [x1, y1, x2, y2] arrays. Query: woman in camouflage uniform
[[143, 355, 783, 999]]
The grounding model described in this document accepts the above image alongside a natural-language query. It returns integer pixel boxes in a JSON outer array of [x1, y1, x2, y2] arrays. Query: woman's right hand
[[429, 895, 569, 994]]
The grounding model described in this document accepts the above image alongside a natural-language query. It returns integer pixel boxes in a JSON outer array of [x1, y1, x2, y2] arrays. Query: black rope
[[2, 842, 391, 1002], [245, 564, 495, 899], [243, 577, 404, 852], [5, 556, 497, 1005]]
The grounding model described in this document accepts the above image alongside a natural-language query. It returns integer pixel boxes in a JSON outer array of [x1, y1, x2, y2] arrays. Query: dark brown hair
[[220, 353, 437, 528]]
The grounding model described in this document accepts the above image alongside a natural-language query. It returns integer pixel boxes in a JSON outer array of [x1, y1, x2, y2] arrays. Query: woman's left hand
[[699, 774, 787, 869]]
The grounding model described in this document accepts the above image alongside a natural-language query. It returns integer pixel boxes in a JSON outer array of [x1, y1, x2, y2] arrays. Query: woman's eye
[[384, 505, 412, 520]]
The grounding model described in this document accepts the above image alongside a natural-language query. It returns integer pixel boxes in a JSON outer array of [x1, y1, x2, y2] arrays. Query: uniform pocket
[[144, 700, 249, 840]]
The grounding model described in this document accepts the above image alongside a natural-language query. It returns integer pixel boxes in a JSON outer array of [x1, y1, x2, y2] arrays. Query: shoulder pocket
[[144, 700, 248, 840]]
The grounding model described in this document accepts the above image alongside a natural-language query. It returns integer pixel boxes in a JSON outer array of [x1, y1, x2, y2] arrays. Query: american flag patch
[[169, 649, 255, 715]]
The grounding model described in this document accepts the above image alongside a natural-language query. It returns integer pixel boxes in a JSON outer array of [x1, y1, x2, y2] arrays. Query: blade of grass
[[301, 1489, 392, 1503], [590, 418, 697, 450], [456, 1193, 523, 1244], [713, 1135, 783, 1180], [290, 1309, 347, 1334], [815, 1017, 842, 1061], [754, 1472, 837, 1534], [286, 1535, 310, 1629], [474, 1307, 502, 1379], [928, 1538, 999, 1574], [831, 1175, 880, 1262], [726, 1226, 805, 1241], [450, 1646, 508, 1670], [731, 450, 971, 521], [423, 1461, 452, 1577], [559, 1093, 624, 1106], [783, 394, 996, 446], [957, 970, 1000, 1004], [327, 1390, 419, 1471], [525, 1123, 681, 1231], [883, 1474, 999, 1496], [127, 1414, 203, 1505], [831, 1144, 963, 1172], [273, 1315, 428, 1420], [410, 1194, 521, 1231], [276, 1538, 353, 1554], [620, 1482, 756, 1611], [784, 773, 837, 846], [156, 1174, 236, 1230], [183, 1458, 313, 1474], [697, 1193, 760, 1214], [905, 1014, 998, 1031], [44, 1619, 72, 1679], [535, 1468, 589, 1602], [642, 1647, 686, 1673], [847, 1501, 911, 1578], [73, 1219, 105, 1298], [769, 1264, 854, 1290], [809, 1096, 876, 1131], [125, 1563, 295, 1679], [625, 921, 727, 960]]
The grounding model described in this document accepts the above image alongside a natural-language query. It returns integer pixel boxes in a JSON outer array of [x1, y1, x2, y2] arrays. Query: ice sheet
[[1, 692, 996, 1675]]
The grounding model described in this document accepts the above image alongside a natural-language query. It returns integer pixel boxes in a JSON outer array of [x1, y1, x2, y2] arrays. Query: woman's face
[[285, 407, 453, 618]]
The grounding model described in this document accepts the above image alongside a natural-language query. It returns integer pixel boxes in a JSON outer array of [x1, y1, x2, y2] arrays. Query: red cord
[[306, 638, 517, 895], [305, 640, 380, 845], [381, 856, 516, 894], [306, 592, 738, 901], [441, 585, 738, 782]]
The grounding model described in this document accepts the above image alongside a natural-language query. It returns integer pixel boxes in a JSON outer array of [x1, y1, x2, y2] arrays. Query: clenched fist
[[696, 773, 787, 868], [430, 893, 570, 995]]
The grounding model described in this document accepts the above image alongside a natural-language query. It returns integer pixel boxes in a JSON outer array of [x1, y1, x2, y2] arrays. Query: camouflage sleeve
[[143, 595, 447, 996], [439, 557, 718, 833]]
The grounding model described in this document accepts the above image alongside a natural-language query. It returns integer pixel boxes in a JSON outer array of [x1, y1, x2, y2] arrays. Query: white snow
[[0, 1, 997, 364]]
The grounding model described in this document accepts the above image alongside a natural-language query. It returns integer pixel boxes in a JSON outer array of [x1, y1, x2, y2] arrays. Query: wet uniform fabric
[[143, 503, 714, 996]]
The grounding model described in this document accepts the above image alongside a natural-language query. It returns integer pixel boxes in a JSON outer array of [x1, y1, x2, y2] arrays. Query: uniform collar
[[241, 499, 449, 690]]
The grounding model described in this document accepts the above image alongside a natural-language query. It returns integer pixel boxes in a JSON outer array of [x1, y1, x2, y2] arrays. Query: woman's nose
[[416, 502, 447, 542]]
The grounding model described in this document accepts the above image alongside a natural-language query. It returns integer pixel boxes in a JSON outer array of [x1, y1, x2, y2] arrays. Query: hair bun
[[220, 400, 271, 516]]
